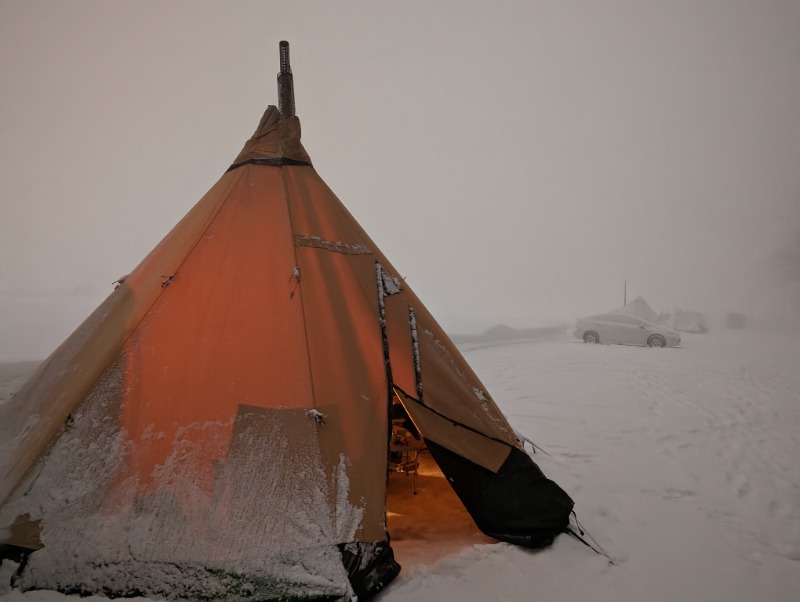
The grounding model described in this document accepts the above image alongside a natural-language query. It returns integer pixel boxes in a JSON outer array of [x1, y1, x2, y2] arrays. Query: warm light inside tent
[[385, 451, 493, 567]]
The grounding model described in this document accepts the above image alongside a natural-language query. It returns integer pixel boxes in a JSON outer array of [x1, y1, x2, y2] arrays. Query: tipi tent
[[613, 296, 660, 324], [0, 43, 573, 600], [671, 309, 708, 333]]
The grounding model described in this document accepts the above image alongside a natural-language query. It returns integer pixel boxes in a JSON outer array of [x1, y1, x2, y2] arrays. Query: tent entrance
[[377, 263, 498, 563], [384, 397, 493, 567], [385, 449, 493, 567]]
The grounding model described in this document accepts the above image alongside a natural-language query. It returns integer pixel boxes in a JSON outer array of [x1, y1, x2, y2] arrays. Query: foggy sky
[[2, 1, 800, 361]]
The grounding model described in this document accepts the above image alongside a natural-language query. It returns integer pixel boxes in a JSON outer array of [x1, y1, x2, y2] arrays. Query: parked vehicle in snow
[[574, 314, 681, 347]]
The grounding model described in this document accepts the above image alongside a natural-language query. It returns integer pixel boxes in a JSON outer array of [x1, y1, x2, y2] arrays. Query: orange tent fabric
[[0, 59, 573, 599]]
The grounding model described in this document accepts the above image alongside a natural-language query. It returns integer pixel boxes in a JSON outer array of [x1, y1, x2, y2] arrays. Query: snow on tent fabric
[[0, 43, 574, 600]]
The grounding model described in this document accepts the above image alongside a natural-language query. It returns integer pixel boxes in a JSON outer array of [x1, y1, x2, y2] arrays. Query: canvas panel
[[6, 376, 368, 599], [281, 167, 517, 469], [282, 165, 515, 495], [2, 162, 390, 597], [412, 311, 518, 446], [286, 168, 390, 542], [383, 282, 419, 398], [293, 247, 388, 542], [275, 166, 513, 441], [0, 170, 243, 506], [281, 167, 371, 247], [395, 389, 510, 473], [0, 288, 135, 506], [123, 171, 243, 296], [115, 166, 314, 498], [380, 286, 518, 449]]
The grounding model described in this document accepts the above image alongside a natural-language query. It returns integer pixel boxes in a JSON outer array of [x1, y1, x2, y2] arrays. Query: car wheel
[[647, 335, 666, 347], [583, 331, 599, 344]]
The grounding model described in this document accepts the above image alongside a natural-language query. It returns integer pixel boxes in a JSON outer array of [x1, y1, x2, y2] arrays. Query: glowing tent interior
[[0, 42, 574, 600]]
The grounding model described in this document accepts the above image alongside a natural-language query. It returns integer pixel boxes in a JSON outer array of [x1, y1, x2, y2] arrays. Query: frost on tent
[[469, 386, 510, 432], [473, 387, 489, 408], [294, 235, 371, 255], [306, 408, 327, 425], [423, 329, 466, 380], [380, 271, 402, 296], [408, 307, 424, 401], [333, 453, 364, 543], [418, 328, 511, 435], [289, 266, 301, 298], [4, 361, 368, 600]]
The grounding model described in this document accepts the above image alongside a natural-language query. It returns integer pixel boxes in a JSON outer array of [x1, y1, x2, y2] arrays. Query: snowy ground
[[2, 328, 799, 601]]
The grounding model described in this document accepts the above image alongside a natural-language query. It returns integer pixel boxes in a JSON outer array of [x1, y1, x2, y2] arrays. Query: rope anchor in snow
[[566, 511, 616, 565]]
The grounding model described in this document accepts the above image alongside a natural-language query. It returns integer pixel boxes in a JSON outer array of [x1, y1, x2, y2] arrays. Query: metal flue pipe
[[278, 41, 295, 117]]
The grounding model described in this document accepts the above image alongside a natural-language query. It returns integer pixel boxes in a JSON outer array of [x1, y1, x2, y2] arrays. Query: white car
[[574, 314, 681, 347]]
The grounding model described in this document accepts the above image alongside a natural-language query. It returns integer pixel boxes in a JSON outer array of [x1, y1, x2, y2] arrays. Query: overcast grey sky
[[2, 1, 800, 361]]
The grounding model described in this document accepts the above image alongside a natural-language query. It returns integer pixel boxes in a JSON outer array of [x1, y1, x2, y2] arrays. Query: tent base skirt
[[6, 540, 400, 601], [339, 540, 401, 600]]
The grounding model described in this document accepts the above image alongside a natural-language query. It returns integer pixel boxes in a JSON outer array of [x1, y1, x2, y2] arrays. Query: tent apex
[[228, 104, 311, 170]]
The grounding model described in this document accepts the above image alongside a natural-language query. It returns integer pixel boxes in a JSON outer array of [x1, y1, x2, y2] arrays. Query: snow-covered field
[[2, 328, 799, 601]]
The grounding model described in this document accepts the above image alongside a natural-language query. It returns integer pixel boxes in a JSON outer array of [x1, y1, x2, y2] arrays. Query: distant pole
[[624, 280, 627, 306]]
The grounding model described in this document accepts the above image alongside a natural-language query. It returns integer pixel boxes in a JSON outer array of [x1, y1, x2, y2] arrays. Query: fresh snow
[[2, 328, 799, 601], [381, 328, 800, 602]]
